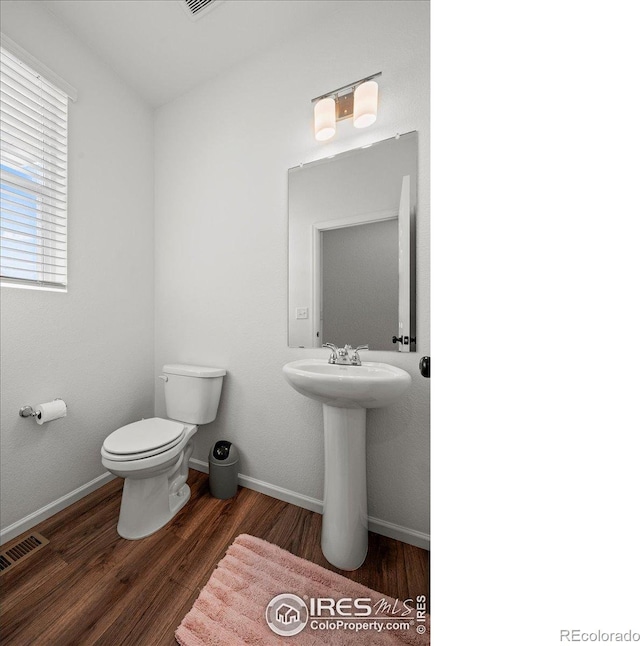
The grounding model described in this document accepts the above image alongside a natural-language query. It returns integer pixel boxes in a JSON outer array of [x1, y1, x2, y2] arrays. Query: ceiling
[[42, 0, 344, 107]]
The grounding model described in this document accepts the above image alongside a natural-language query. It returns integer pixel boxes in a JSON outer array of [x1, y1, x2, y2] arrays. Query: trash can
[[209, 440, 239, 499]]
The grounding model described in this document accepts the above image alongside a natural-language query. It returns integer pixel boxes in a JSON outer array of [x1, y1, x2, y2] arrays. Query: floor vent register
[[0, 532, 50, 575]]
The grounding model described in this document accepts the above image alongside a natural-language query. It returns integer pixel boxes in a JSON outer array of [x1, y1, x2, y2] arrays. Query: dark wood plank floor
[[0, 470, 429, 645]]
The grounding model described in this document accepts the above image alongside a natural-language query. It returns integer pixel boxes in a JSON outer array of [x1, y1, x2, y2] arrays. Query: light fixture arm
[[311, 72, 382, 104]]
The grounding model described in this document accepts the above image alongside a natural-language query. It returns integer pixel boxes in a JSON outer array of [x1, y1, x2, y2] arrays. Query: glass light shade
[[353, 80, 378, 128], [314, 97, 336, 141]]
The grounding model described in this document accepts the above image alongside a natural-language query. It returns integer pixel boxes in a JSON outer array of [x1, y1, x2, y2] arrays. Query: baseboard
[[368, 516, 430, 550], [0, 472, 116, 545], [0, 462, 429, 550], [189, 458, 211, 473], [189, 458, 429, 550], [237, 473, 324, 515]]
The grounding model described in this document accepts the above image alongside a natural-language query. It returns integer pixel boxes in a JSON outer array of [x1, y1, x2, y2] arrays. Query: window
[[0, 38, 75, 290]]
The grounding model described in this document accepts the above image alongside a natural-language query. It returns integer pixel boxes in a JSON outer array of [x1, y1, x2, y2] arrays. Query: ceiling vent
[[180, 0, 223, 21]]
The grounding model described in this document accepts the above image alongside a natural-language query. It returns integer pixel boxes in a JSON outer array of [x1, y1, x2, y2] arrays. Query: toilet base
[[103, 431, 197, 540], [117, 477, 191, 540]]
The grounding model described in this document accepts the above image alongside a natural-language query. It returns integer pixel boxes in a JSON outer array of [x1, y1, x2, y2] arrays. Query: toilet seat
[[102, 418, 185, 461]]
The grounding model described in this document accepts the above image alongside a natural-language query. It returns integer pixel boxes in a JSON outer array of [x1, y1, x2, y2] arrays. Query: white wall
[[155, 1, 429, 536], [0, 2, 155, 533]]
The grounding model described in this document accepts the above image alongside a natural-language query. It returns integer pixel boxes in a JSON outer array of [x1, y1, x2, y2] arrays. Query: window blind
[[1, 45, 69, 289]]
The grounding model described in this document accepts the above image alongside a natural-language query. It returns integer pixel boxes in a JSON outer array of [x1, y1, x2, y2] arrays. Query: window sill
[[1, 281, 67, 293]]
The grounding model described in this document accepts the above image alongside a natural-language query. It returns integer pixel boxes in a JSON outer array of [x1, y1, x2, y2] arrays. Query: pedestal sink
[[283, 359, 411, 570]]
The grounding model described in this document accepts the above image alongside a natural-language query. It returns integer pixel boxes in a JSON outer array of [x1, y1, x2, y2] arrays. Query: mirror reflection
[[288, 131, 417, 351]]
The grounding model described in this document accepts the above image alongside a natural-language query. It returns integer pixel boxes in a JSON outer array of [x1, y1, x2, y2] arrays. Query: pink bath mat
[[175, 534, 429, 645]]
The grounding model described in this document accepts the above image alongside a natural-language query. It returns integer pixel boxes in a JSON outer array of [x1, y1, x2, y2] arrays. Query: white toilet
[[101, 363, 225, 540]]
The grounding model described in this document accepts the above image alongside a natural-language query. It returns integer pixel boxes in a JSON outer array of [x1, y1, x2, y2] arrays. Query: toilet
[[101, 363, 225, 540]]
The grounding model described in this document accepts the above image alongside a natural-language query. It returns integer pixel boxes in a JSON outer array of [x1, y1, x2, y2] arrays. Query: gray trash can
[[209, 440, 239, 499]]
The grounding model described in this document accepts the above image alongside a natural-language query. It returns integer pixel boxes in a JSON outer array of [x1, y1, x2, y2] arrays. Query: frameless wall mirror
[[288, 131, 417, 351]]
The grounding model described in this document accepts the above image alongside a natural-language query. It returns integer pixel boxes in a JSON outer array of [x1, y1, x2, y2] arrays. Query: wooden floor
[[0, 470, 429, 645]]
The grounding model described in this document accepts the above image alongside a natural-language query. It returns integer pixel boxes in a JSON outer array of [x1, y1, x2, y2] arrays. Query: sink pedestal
[[282, 359, 411, 572], [321, 405, 368, 571]]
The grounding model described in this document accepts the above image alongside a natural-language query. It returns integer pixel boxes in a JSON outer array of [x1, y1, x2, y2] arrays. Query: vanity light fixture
[[312, 72, 381, 141]]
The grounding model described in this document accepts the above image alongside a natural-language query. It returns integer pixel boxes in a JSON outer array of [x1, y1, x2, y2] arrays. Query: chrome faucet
[[336, 345, 351, 364], [323, 343, 369, 366]]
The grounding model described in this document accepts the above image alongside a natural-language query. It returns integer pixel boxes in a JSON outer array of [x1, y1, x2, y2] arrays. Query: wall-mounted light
[[314, 97, 336, 141], [311, 72, 381, 141], [353, 80, 379, 128]]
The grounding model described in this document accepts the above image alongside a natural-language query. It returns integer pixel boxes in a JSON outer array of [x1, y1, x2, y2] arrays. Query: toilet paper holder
[[19, 399, 67, 419]]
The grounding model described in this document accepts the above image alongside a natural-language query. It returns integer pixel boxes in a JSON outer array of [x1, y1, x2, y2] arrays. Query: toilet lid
[[104, 418, 185, 455]]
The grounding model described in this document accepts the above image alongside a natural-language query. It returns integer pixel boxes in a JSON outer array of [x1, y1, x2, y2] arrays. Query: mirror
[[288, 131, 417, 351]]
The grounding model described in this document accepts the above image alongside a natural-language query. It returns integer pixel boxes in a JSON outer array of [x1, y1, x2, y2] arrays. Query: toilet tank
[[162, 364, 226, 425]]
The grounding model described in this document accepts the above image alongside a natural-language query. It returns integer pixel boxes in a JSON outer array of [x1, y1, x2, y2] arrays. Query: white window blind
[[1, 44, 69, 289]]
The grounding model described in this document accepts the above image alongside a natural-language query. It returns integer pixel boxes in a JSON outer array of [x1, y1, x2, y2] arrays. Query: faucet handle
[[352, 345, 369, 365], [322, 343, 338, 363]]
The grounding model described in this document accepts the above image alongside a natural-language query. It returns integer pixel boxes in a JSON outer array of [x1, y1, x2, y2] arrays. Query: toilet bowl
[[101, 364, 225, 540]]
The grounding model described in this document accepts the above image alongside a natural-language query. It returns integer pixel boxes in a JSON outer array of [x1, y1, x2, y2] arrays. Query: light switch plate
[[296, 307, 309, 320]]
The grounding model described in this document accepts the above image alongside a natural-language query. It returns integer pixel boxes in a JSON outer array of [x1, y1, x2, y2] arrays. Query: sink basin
[[283, 358, 411, 570], [283, 359, 411, 409]]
